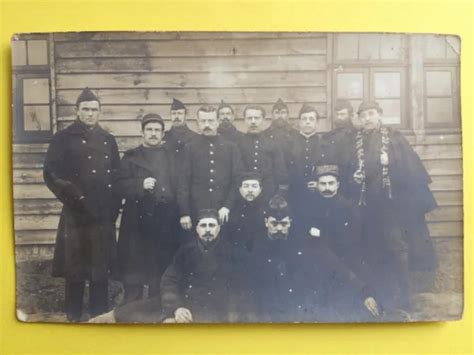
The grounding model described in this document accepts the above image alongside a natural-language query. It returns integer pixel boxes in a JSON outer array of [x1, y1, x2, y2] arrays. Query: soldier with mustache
[[114, 114, 178, 304]]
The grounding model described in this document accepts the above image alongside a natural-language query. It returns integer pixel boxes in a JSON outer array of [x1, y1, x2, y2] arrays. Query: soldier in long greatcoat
[[348, 100, 438, 313], [114, 114, 178, 304], [43, 88, 121, 321]]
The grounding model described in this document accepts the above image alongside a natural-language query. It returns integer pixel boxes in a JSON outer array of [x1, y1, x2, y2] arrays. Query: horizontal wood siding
[[12, 32, 463, 251]]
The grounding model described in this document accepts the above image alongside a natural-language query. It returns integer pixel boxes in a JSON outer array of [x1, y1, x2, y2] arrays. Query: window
[[333, 34, 408, 128], [422, 35, 460, 129], [12, 35, 52, 142]]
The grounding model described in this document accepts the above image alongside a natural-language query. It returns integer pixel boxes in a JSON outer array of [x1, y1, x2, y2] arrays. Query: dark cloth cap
[[240, 171, 263, 184], [335, 99, 354, 114], [141, 113, 165, 130], [197, 209, 219, 222], [267, 194, 292, 219], [171, 98, 186, 111], [358, 100, 383, 114], [272, 98, 288, 112], [299, 103, 318, 118], [217, 99, 234, 113], [312, 164, 340, 179], [76, 87, 100, 107]]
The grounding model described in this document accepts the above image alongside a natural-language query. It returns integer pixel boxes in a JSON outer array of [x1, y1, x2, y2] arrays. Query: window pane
[[377, 99, 401, 125], [336, 34, 359, 60], [337, 73, 364, 99], [427, 98, 453, 124], [380, 34, 403, 59], [23, 105, 51, 131], [374, 72, 401, 98], [426, 71, 452, 96], [23, 78, 50, 104], [359, 34, 380, 60], [27, 40, 48, 65], [424, 35, 446, 59], [12, 40, 27, 66]]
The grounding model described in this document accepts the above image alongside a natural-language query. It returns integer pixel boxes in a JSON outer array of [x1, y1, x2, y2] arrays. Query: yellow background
[[0, 0, 472, 354]]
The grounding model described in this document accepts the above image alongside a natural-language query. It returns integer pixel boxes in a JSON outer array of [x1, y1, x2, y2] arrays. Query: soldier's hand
[[307, 181, 318, 192], [174, 307, 193, 323], [380, 152, 389, 166], [309, 227, 321, 238], [364, 297, 380, 317], [218, 207, 230, 224], [353, 171, 365, 184], [143, 177, 157, 190], [180, 216, 192, 230]]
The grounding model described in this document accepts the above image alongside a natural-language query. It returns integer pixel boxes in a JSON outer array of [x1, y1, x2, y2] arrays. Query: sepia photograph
[[11, 31, 463, 323]]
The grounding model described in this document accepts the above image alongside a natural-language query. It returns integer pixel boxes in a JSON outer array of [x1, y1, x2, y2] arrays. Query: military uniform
[[263, 118, 295, 169], [160, 237, 242, 322], [347, 121, 438, 310], [237, 133, 288, 200], [288, 131, 322, 219], [217, 123, 242, 144], [163, 125, 198, 159], [114, 144, 179, 303], [177, 135, 243, 220], [44, 119, 121, 320]]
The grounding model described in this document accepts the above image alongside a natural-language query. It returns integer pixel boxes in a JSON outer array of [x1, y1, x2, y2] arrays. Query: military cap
[[197, 209, 219, 222], [217, 99, 234, 113], [299, 103, 319, 118], [240, 171, 263, 184], [141, 113, 165, 131], [171, 98, 186, 111], [267, 194, 292, 219], [334, 99, 354, 114], [312, 164, 340, 179], [76, 87, 100, 107], [272, 98, 288, 112], [358, 100, 383, 114]]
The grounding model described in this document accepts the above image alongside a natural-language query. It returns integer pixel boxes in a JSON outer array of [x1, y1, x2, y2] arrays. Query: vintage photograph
[[12, 32, 463, 323]]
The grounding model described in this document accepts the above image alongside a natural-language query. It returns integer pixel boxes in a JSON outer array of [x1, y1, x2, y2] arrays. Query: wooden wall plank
[[56, 55, 327, 73], [56, 102, 328, 122], [424, 159, 462, 176], [430, 175, 462, 191], [414, 144, 462, 160], [54, 32, 327, 42], [13, 184, 55, 199], [14, 199, 62, 215], [15, 215, 60, 230], [433, 191, 463, 206], [57, 87, 327, 105], [427, 221, 463, 238], [56, 71, 326, 89], [13, 168, 44, 184], [426, 206, 463, 222], [55, 38, 327, 58]]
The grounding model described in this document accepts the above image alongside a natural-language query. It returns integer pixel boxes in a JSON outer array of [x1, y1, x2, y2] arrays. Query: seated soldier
[[249, 196, 380, 323], [302, 164, 375, 320]]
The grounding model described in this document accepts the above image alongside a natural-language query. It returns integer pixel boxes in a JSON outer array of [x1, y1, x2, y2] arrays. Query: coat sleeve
[[177, 144, 193, 217], [43, 133, 83, 207], [223, 143, 244, 210], [160, 251, 185, 318], [113, 152, 145, 201]]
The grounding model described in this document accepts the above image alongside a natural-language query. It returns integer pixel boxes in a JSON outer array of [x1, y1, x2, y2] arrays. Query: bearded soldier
[[160, 209, 244, 323], [217, 100, 242, 144], [114, 114, 178, 304], [264, 98, 295, 169], [316, 99, 357, 199], [348, 100, 438, 313], [238, 105, 288, 201], [44, 88, 121, 321]]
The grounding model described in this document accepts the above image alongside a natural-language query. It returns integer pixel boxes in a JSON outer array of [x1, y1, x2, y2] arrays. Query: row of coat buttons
[[82, 140, 108, 145]]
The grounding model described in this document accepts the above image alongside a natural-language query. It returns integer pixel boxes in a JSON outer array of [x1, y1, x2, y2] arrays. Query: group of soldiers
[[43, 88, 438, 323]]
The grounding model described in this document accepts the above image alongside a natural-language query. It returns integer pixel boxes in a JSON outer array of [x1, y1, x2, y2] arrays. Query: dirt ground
[[15, 258, 463, 323]]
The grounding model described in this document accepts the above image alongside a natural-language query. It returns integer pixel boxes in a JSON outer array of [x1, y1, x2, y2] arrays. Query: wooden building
[[12, 32, 462, 294]]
